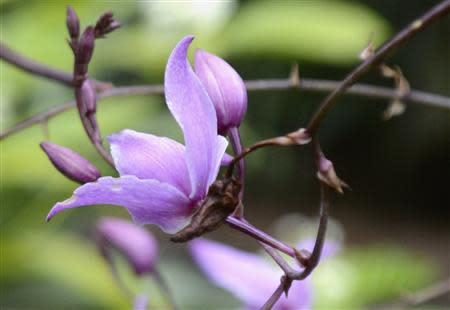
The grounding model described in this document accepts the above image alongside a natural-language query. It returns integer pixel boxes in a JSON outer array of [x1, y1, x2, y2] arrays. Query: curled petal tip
[[46, 209, 56, 222]]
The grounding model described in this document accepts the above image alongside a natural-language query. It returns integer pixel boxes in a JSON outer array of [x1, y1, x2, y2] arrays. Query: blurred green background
[[1, 0, 449, 309]]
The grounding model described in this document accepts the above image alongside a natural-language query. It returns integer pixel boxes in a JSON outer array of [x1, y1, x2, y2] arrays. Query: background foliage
[[1, 0, 449, 308]]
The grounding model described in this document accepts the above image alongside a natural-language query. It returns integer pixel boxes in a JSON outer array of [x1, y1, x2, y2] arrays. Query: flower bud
[[40, 142, 101, 184], [66, 6, 80, 40], [316, 156, 348, 194], [194, 49, 247, 134], [94, 11, 121, 38], [76, 26, 95, 74], [77, 79, 97, 115], [96, 218, 159, 275]]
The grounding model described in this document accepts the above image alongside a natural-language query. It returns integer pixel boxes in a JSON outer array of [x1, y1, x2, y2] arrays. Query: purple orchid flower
[[96, 217, 159, 275], [189, 239, 339, 310], [46, 35, 228, 233]]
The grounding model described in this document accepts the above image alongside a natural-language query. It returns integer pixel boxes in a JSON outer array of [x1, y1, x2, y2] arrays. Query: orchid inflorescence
[[3, 1, 450, 308], [36, 6, 342, 309]]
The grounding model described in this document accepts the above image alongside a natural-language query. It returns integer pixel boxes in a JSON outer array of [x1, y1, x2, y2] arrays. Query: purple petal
[[164, 35, 227, 201], [195, 49, 247, 133], [133, 295, 149, 310], [221, 153, 233, 166], [47, 176, 192, 233], [97, 217, 159, 275], [190, 239, 313, 310], [109, 129, 191, 196], [189, 239, 280, 308]]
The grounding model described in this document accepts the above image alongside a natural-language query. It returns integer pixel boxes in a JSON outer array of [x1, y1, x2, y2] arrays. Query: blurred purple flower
[[195, 49, 247, 134], [189, 239, 339, 310], [96, 217, 158, 275], [47, 35, 228, 233]]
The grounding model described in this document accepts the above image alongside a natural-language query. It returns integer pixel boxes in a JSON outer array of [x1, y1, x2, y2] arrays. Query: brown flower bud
[[316, 156, 348, 194]]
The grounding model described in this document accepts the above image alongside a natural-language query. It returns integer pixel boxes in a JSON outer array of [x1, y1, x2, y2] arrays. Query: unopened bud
[[66, 6, 80, 40], [195, 49, 247, 134], [40, 141, 101, 184], [76, 26, 95, 74], [76, 79, 97, 115], [96, 218, 159, 275], [317, 156, 348, 194]]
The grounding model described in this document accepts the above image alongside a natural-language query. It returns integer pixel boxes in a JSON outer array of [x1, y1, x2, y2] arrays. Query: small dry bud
[[294, 248, 311, 267], [380, 65, 410, 120], [94, 11, 121, 38], [359, 40, 375, 60], [316, 156, 348, 194], [286, 128, 311, 145]]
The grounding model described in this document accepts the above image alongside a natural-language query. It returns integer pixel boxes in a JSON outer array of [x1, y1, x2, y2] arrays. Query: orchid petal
[[189, 239, 280, 308], [164, 35, 227, 201], [97, 217, 159, 275], [109, 129, 191, 195], [47, 176, 192, 233], [190, 239, 314, 309], [221, 153, 234, 166]]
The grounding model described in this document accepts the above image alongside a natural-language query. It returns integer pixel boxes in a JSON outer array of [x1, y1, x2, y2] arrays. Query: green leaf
[[217, 0, 391, 64]]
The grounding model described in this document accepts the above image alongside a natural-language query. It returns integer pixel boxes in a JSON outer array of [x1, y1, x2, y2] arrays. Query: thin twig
[[373, 278, 450, 310], [260, 275, 293, 310], [1, 80, 449, 141], [0, 43, 74, 86], [0, 85, 163, 140], [225, 216, 296, 258], [262, 183, 330, 280], [307, 0, 450, 136], [258, 183, 330, 309], [0, 42, 109, 89]]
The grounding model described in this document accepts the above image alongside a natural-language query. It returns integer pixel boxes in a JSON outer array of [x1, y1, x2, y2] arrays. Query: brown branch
[[226, 216, 296, 258], [307, 0, 450, 136], [1, 81, 448, 141], [260, 276, 292, 310], [0, 43, 74, 86], [0, 42, 110, 90]]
